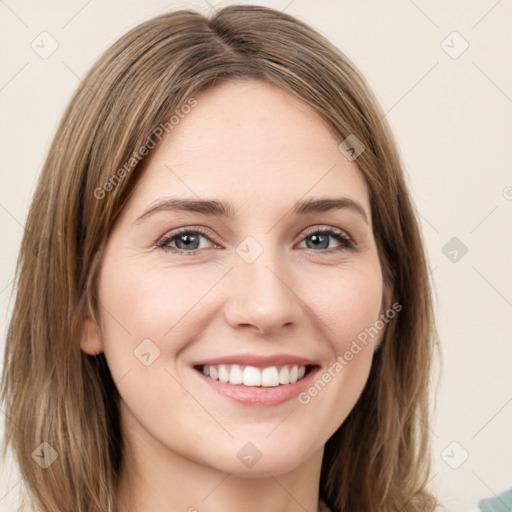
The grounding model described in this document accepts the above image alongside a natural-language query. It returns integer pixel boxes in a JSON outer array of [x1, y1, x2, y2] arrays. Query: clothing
[[478, 488, 512, 512]]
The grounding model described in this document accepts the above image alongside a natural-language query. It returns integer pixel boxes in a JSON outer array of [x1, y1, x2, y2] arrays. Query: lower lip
[[193, 366, 320, 407]]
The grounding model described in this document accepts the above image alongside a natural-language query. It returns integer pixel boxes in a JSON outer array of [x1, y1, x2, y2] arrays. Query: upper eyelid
[[158, 227, 216, 246], [300, 225, 350, 238]]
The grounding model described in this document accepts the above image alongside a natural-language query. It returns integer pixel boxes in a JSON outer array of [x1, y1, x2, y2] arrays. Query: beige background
[[1, 1, 511, 511]]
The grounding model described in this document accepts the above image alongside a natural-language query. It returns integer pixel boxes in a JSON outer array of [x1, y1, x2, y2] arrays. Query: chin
[[202, 440, 315, 478]]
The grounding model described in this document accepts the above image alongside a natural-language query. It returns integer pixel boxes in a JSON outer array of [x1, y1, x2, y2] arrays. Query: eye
[[156, 226, 354, 255], [156, 227, 216, 253], [297, 228, 353, 252]]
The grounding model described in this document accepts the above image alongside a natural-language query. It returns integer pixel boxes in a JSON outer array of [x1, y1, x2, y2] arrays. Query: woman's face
[[82, 80, 389, 477]]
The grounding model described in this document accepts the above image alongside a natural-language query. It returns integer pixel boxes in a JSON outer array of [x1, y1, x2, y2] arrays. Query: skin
[[81, 80, 391, 512]]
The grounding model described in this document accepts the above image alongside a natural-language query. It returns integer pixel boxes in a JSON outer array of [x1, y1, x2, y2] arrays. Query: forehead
[[127, 80, 369, 217]]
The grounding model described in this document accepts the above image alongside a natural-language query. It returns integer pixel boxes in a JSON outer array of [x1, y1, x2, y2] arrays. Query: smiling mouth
[[193, 363, 317, 387]]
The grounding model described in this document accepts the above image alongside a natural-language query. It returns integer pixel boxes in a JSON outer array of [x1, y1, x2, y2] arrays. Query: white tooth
[[261, 367, 280, 387], [278, 366, 290, 384], [228, 364, 244, 385], [218, 364, 229, 383], [206, 364, 307, 386], [242, 366, 261, 386]]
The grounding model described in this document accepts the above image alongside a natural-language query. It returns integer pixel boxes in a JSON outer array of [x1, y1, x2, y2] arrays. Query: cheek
[[97, 255, 211, 356], [95, 257, 214, 432], [289, 265, 384, 447], [307, 262, 385, 352]]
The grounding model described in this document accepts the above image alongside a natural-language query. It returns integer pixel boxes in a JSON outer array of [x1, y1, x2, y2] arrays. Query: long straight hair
[[1, 5, 439, 511]]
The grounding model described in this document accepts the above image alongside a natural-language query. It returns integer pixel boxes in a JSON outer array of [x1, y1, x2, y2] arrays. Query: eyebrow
[[134, 196, 369, 224]]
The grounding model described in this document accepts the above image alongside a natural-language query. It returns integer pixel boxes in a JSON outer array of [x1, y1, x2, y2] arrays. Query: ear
[[381, 282, 393, 316], [374, 283, 393, 351], [80, 316, 104, 355]]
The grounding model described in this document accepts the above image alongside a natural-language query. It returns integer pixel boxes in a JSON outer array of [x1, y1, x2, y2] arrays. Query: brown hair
[[1, 5, 439, 511]]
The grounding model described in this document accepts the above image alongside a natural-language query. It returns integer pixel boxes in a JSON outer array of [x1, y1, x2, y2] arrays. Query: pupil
[[177, 234, 199, 250], [308, 234, 328, 250]]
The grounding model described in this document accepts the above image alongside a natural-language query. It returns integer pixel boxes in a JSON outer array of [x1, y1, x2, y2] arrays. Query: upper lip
[[192, 354, 319, 369]]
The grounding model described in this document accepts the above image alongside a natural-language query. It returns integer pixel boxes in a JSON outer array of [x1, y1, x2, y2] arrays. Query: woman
[[1, 5, 440, 512]]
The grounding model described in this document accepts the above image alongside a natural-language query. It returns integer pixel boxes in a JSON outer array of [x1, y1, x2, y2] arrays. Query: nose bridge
[[224, 241, 302, 334]]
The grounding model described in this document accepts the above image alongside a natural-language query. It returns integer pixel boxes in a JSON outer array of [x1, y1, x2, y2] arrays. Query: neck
[[115, 404, 324, 512]]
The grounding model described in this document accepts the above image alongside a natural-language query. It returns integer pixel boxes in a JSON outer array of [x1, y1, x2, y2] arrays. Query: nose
[[223, 249, 303, 336]]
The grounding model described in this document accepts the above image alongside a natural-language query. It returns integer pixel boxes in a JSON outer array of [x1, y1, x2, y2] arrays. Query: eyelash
[[155, 226, 354, 255]]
